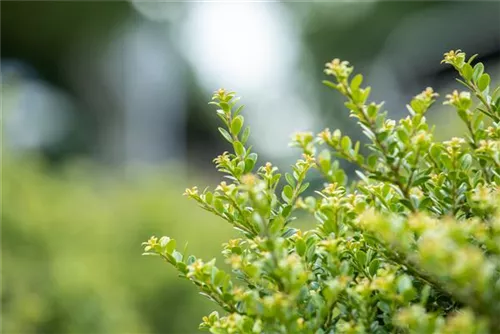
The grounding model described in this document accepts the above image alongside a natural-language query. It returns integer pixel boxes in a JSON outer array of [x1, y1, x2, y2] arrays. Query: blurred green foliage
[[2, 154, 236, 333]]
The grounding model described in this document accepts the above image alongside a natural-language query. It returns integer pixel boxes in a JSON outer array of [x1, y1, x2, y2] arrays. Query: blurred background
[[2, 1, 499, 333]]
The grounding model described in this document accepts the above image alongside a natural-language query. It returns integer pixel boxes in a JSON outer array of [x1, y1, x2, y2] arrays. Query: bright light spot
[[179, 2, 297, 91], [179, 2, 318, 158]]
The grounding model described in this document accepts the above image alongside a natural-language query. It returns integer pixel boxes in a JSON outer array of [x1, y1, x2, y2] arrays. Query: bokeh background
[[2, 1, 500, 333]]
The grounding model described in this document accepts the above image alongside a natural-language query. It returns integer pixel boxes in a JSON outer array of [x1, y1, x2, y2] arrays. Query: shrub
[[2, 158, 234, 333], [143, 50, 500, 333]]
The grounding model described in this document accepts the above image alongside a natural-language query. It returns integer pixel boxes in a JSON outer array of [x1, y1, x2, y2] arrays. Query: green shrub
[[144, 50, 500, 333], [2, 158, 235, 333]]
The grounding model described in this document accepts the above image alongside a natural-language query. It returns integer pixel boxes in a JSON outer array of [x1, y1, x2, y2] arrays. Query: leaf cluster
[[144, 50, 500, 334]]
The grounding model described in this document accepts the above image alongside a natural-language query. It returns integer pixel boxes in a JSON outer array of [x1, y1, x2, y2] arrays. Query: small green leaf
[[355, 250, 367, 266], [420, 285, 431, 306], [397, 275, 417, 302], [472, 113, 484, 131], [234, 105, 244, 117], [472, 62, 484, 82], [236, 161, 245, 175], [205, 191, 213, 204], [410, 99, 425, 114], [353, 141, 360, 156], [457, 109, 469, 123], [367, 104, 378, 118], [244, 157, 256, 173], [397, 128, 409, 143], [334, 169, 347, 185], [460, 153, 473, 170], [360, 86, 371, 103], [367, 155, 378, 169], [245, 264, 258, 278], [159, 236, 171, 248], [285, 173, 296, 186], [350, 74, 363, 91], [231, 116, 244, 136], [296, 238, 306, 256], [213, 199, 225, 214], [187, 255, 196, 265], [247, 152, 258, 163], [440, 153, 453, 170], [318, 150, 331, 172], [219, 101, 230, 111], [233, 141, 245, 156], [282, 228, 297, 238], [176, 262, 188, 274], [461, 63, 473, 81], [322, 80, 338, 90], [269, 217, 284, 235], [281, 205, 292, 218], [166, 239, 177, 254], [218, 127, 233, 143], [222, 275, 232, 293], [477, 73, 490, 92], [368, 259, 380, 276], [172, 251, 183, 262], [299, 182, 310, 194], [341, 136, 352, 151], [419, 197, 432, 210], [165, 253, 177, 264], [400, 198, 414, 210], [378, 301, 391, 313], [412, 176, 430, 187], [212, 270, 226, 286], [495, 96, 500, 111], [397, 275, 413, 293], [345, 102, 357, 111], [241, 127, 251, 144], [283, 185, 294, 200], [429, 144, 442, 161], [467, 54, 478, 65]]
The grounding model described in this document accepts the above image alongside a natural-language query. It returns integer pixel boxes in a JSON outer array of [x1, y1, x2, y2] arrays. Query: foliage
[[144, 50, 500, 333], [2, 158, 234, 333]]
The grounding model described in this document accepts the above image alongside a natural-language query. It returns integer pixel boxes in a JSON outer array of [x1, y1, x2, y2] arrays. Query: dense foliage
[[144, 50, 500, 333]]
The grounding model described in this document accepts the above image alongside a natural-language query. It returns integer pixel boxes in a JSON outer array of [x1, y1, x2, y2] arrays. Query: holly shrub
[[143, 50, 500, 333]]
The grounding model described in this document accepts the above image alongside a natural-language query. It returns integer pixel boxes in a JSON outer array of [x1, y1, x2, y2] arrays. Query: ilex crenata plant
[[143, 50, 500, 334]]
